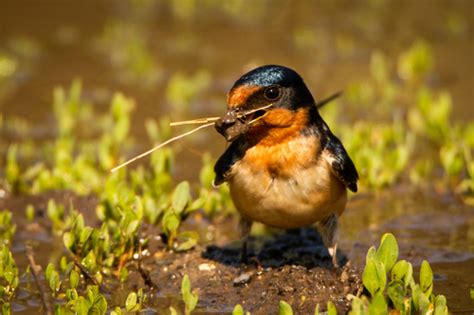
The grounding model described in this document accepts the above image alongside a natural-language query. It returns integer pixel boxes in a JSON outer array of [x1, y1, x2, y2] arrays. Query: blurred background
[[1, 0, 472, 131], [0, 0, 473, 312]]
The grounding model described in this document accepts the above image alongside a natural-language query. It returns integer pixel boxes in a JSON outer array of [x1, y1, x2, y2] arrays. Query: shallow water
[[1, 0, 473, 313]]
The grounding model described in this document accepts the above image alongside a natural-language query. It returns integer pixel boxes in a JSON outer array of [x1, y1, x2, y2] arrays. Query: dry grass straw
[[110, 122, 214, 172]]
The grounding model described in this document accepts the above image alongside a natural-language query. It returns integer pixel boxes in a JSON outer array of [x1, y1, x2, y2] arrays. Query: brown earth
[[1, 191, 362, 314]]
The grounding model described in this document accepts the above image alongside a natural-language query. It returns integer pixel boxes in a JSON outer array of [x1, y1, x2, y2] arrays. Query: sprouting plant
[[46, 199, 71, 234], [162, 181, 203, 250], [278, 301, 293, 315], [349, 233, 448, 314], [45, 262, 63, 297], [232, 304, 250, 315], [126, 289, 147, 312], [58, 285, 107, 315], [0, 211, 16, 245], [181, 274, 198, 315], [0, 245, 19, 309], [278, 300, 337, 315], [341, 120, 413, 189], [62, 210, 142, 280], [5, 145, 21, 194], [397, 40, 433, 83]]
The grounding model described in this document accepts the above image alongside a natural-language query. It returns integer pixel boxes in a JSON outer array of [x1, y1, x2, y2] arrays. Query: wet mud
[[2, 191, 362, 314], [2, 190, 474, 314], [141, 230, 361, 314]]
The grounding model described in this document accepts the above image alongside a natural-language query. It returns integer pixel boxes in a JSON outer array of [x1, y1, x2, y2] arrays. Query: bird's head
[[215, 65, 315, 142]]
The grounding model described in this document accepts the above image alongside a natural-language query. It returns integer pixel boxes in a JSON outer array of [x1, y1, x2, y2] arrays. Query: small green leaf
[[187, 197, 205, 212], [387, 281, 405, 311], [181, 275, 198, 315], [125, 292, 138, 312], [70, 270, 79, 289], [411, 283, 421, 311], [314, 303, 320, 315], [420, 260, 433, 296], [63, 232, 75, 250], [375, 233, 398, 272], [434, 295, 448, 315], [48, 270, 60, 292], [362, 259, 386, 297], [120, 267, 129, 282], [45, 263, 54, 281], [327, 301, 337, 315], [348, 296, 365, 315], [26, 204, 35, 221], [126, 220, 140, 235], [162, 210, 180, 236], [368, 292, 388, 315], [172, 181, 191, 213], [391, 260, 413, 287], [66, 288, 78, 300], [111, 306, 123, 315], [366, 246, 376, 263], [278, 301, 293, 315], [176, 231, 199, 251], [91, 295, 107, 314], [2, 302, 11, 315], [79, 227, 93, 244], [418, 292, 431, 314], [232, 304, 244, 315], [75, 296, 91, 315]]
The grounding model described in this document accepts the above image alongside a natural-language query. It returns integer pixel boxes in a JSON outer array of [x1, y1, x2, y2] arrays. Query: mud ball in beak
[[214, 111, 249, 142]]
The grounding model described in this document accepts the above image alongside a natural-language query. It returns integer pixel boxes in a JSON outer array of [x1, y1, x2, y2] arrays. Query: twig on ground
[[25, 245, 54, 315]]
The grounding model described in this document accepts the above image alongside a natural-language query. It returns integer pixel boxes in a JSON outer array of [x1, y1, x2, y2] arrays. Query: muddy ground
[[1, 191, 362, 314]]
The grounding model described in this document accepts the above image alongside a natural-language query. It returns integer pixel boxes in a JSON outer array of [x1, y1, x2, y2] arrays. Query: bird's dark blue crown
[[232, 65, 305, 89]]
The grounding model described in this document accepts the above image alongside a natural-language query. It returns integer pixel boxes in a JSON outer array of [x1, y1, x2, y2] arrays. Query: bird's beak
[[215, 105, 271, 142], [215, 109, 248, 142]]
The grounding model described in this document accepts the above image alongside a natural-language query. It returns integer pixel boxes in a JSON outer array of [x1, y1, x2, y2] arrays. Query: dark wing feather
[[213, 137, 246, 186], [324, 135, 359, 192]]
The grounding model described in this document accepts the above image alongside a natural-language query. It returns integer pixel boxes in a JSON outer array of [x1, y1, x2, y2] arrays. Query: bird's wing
[[323, 135, 359, 192], [213, 137, 246, 186]]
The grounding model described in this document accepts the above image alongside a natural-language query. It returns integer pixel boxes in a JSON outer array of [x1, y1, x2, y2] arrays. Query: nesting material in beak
[[214, 103, 273, 142]]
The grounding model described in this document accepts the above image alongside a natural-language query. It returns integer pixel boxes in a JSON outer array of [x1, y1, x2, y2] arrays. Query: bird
[[212, 65, 358, 267]]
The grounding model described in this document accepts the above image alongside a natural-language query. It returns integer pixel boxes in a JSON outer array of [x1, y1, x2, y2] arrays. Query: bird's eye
[[264, 86, 281, 101]]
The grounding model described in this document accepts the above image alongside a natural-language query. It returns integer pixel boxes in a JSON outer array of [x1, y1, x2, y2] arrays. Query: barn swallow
[[213, 65, 358, 267]]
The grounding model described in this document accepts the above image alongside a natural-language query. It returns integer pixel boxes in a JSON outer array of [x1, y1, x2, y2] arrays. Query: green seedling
[[181, 275, 198, 315], [124, 288, 147, 312], [351, 233, 448, 314], [232, 304, 250, 315], [5, 144, 21, 193], [278, 300, 293, 315], [0, 245, 19, 304], [45, 263, 62, 295], [0, 211, 16, 245], [397, 40, 433, 83], [25, 204, 35, 221], [162, 181, 202, 249]]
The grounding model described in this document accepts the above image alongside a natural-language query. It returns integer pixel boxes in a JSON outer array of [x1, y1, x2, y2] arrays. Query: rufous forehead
[[227, 85, 262, 108]]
